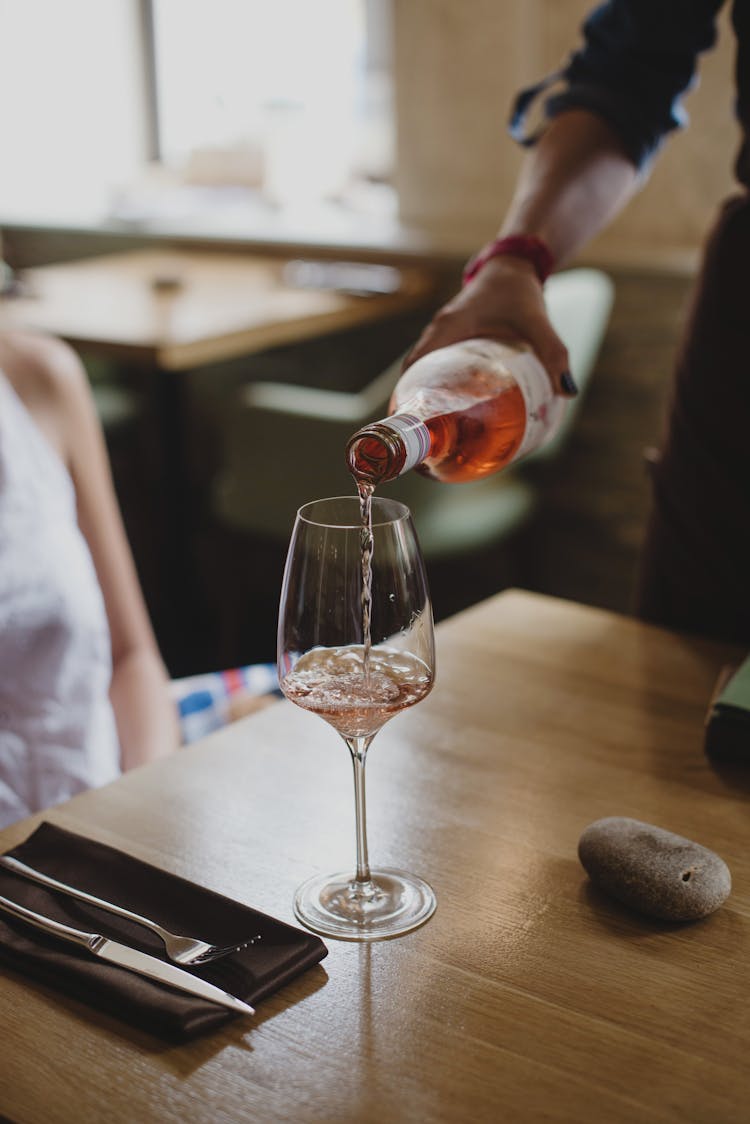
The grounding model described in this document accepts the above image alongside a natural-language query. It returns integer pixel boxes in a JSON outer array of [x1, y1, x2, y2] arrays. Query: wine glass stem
[[347, 736, 373, 884]]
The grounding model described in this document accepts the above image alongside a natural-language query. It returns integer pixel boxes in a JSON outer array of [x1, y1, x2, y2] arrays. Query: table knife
[[0, 891, 254, 1017]]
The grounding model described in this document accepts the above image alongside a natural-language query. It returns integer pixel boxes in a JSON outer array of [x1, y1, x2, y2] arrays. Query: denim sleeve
[[510, 0, 726, 170]]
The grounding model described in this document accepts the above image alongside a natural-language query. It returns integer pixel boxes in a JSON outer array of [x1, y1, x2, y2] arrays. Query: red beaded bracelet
[[462, 234, 555, 286]]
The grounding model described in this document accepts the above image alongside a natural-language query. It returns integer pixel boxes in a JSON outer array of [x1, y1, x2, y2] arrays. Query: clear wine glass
[[277, 495, 436, 941]]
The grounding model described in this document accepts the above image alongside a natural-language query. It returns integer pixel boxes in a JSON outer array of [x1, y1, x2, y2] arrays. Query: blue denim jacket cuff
[[508, 74, 677, 173]]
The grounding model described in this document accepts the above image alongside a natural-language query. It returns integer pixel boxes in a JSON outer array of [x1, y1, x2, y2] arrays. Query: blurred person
[[0, 329, 180, 828], [401, 0, 750, 645]]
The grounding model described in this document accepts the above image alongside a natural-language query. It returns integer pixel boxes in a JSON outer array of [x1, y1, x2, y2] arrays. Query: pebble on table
[[578, 816, 732, 921]]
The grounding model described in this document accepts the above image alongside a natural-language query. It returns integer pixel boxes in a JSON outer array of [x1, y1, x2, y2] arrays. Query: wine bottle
[[345, 338, 566, 486]]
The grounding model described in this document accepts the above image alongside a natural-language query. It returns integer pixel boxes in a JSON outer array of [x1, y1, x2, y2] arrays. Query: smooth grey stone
[[578, 817, 731, 921]]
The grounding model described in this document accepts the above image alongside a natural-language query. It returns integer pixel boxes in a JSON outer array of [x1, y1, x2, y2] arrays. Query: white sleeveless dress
[[0, 372, 120, 827]]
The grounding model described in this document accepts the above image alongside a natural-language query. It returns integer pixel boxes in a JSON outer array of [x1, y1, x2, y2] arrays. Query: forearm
[[110, 648, 181, 770], [500, 109, 642, 266], [403, 109, 646, 389]]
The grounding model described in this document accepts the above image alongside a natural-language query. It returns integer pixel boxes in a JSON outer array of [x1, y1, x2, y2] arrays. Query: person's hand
[[403, 255, 578, 397]]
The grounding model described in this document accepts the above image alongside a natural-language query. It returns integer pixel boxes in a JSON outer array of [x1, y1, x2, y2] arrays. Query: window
[[154, 0, 392, 202], [0, 0, 148, 221], [0, 0, 394, 224]]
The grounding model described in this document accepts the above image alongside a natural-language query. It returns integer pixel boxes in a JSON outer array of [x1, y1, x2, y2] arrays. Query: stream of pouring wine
[[357, 481, 375, 686]]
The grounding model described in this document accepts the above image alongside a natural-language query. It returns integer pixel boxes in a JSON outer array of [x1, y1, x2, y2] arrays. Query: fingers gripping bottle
[[345, 338, 566, 486]]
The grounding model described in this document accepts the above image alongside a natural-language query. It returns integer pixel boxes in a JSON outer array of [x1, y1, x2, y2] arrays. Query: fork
[[0, 854, 260, 965]]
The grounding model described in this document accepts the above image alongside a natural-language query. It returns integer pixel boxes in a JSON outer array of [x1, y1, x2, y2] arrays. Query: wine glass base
[[293, 867, 436, 941]]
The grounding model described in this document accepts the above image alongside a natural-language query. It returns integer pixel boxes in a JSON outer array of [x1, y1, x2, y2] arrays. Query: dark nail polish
[[560, 371, 578, 396]]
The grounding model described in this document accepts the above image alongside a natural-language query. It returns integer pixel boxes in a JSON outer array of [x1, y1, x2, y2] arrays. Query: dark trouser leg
[[636, 193, 750, 645]]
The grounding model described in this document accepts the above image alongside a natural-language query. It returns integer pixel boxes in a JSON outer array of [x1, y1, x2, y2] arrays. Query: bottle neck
[[346, 414, 432, 485]]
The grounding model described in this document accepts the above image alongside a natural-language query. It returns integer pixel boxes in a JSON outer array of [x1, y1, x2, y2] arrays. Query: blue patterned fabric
[[171, 665, 281, 744]]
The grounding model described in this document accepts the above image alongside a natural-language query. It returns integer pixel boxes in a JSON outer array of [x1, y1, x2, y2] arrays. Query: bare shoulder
[[0, 330, 91, 461], [0, 329, 88, 405]]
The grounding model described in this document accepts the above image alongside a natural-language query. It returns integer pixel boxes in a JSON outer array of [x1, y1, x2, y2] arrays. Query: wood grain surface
[[0, 248, 435, 369], [0, 590, 747, 1123]]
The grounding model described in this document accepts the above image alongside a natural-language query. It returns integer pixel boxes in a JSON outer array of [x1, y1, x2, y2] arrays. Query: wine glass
[[277, 495, 436, 940]]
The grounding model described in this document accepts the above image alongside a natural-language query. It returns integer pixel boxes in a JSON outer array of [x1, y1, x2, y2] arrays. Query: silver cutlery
[[0, 854, 258, 966], [0, 891, 254, 1016]]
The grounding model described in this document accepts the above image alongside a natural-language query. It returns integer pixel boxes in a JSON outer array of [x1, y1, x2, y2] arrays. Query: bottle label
[[380, 414, 431, 474], [511, 351, 564, 461]]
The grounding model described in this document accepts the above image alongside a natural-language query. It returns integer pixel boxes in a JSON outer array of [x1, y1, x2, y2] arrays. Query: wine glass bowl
[[278, 495, 436, 940]]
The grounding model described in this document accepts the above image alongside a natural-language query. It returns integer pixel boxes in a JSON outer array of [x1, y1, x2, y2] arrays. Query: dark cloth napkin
[[0, 822, 327, 1041]]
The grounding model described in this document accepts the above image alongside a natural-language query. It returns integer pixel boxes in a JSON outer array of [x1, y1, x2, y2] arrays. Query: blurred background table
[[0, 589, 747, 1123], [0, 247, 437, 672], [0, 246, 435, 368]]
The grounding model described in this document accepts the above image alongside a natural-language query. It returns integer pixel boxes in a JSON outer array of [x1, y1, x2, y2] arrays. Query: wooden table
[[1, 590, 748, 1123]]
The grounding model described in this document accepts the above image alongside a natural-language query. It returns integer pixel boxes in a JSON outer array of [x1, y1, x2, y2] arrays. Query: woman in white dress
[[0, 330, 179, 828]]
